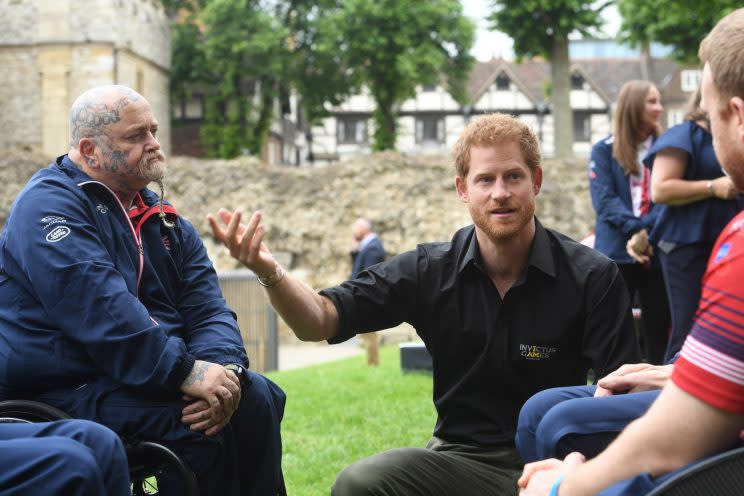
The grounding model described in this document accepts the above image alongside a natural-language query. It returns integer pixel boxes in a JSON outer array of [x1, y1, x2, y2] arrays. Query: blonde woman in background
[[588, 80, 671, 365]]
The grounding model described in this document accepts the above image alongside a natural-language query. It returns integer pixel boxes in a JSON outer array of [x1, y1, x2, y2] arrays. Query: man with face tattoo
[[0, 85, 285, 496]]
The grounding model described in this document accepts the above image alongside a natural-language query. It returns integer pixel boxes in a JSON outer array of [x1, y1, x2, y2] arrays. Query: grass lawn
[[266, 345, 436, 495]]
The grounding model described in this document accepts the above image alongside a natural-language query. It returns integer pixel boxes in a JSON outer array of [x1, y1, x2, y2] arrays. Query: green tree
[[275, 0, 350, 124], [170, 19, 206, 103], [326, 0, 475, 151], [488, 0, 607, 159], [160, 0, 205, 15], [171, 0, 290, 158], [617, 0, 740, 63], [170, 0, 472, 157], [170, 0, 355, 159]]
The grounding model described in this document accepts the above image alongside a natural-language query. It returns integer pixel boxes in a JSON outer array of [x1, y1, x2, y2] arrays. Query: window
[[421, 83, 437, 92], [184, 95, 204, 119], [415, 116, 445, 144], [571, 74, 585, 90], [680, 70, 702, 92], [337, 117, 367, 144], [172, 95, 204, 120], [573, 111, 591, 142], [494, 73, 510, 90], [667, 109, 685, 127]]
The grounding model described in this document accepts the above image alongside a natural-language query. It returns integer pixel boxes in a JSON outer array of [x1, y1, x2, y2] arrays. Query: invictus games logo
[[519, 344, 557, 360]]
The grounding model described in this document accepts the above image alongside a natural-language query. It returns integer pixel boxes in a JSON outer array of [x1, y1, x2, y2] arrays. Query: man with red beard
[[209, 112, 640, 495], [0, 85, 285, 496]]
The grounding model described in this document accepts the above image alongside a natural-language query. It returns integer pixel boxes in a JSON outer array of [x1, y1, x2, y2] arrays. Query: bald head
[[69, 85, 145, 148], [352, 218, 373, 241]]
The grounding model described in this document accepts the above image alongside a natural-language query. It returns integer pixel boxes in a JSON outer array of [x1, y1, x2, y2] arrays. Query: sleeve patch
[[45, 225, 71, 243]]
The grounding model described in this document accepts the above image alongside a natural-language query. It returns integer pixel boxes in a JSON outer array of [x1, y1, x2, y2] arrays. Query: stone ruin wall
[[0, 0, 171, 155]]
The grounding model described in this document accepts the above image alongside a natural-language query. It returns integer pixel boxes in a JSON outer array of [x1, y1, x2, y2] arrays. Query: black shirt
[[321, 219, 641, 448]]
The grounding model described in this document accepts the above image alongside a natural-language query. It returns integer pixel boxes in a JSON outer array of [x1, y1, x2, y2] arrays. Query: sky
[[460, 0, 623, 61]]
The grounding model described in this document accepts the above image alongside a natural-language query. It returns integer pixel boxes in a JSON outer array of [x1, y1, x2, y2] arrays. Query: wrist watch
[[224, 363, 251, 388]]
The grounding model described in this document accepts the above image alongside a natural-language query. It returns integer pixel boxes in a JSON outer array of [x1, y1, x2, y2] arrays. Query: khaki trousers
[[361, 332, 380, 366], [331, 437, 523, 495]]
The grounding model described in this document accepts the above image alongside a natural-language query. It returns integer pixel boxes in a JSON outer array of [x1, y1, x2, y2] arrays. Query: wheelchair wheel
[[128, 441, 199, 496], [0, 400, 71, 423]]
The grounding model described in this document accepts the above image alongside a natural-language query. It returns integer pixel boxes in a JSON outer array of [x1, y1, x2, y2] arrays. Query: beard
[[713, 134, 744, 192], [469, 197, 536, 242], [137, 149, 167, 182]]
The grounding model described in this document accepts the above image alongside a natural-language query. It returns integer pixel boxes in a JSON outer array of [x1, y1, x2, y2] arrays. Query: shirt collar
[[58, 154, 91, 182], [127, 193, 149, 219], [527, 218, 556, 278], [458, 218, 556, 278], [359, 232, 377, 250]]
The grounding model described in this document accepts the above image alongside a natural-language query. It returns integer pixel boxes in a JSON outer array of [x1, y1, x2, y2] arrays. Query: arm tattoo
[[183, 360, 209, 387]]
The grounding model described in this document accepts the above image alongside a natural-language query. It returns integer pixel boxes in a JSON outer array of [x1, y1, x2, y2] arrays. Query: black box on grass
[[400, 342, 432, 372]]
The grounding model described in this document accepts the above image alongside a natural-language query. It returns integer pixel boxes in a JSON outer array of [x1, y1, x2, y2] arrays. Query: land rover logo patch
[[46, 226, 71, 243]]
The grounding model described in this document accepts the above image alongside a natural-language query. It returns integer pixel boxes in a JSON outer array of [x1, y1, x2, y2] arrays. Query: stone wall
[[0, 0, 170, 155], [0, 0, 170, 68], [0, 48, 42, 152]]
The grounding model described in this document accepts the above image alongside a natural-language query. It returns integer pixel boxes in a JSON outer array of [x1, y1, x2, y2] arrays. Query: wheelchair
[[0, 399, 199, 496]]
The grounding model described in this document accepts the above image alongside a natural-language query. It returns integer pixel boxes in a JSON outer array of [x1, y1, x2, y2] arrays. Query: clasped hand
[[593, 362, 673, 397], [518, 452, 585, 495], [626, 229, 652, 264], [179, 360, 242, 436]]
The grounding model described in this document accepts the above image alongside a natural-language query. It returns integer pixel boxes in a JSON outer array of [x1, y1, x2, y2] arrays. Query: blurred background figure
[[350, 218, 386, 366], [646, 87, 743, 362], [589, 80, 671, 365]]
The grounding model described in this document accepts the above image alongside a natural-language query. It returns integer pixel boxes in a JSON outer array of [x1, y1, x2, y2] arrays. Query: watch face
[[225, 364, 249, 386]]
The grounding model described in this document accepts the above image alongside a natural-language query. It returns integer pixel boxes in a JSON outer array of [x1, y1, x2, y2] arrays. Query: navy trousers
[[516, 385, 659, 463], [657, 242, 713, 363], [0, 419, 129, 496], [517, 386, 744, 495], [36, 370, 286, 496], [617, 264, 670, 365]]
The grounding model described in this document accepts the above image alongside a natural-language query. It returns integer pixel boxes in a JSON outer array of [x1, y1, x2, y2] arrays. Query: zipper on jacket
[[77, 180, 144, 296]]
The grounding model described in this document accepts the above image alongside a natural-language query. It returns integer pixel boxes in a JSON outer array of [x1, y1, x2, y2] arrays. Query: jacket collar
[[56, 154, 176, 213]]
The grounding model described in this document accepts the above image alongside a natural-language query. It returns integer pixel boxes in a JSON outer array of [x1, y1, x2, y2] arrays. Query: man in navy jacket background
[[350, 217, 385, 366]]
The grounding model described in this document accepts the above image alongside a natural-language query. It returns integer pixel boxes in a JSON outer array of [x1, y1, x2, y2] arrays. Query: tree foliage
[[488, 0, 605, 58], [200, 0, 289, 157], [170, 0, 473, 157], [617, 0, 740, 63], [324, 0, 474, 151], [170, 0, 290, 158], [279, 0, 352, 125], [159, 0, 205, 16], [488, 0, 606, 159]]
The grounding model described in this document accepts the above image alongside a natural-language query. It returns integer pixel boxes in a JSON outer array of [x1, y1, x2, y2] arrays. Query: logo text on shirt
[[45, 226, 71, 243], [40, 215, 67, 230], [714, 243, 731, 263], [519, 344, 557, 360]]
